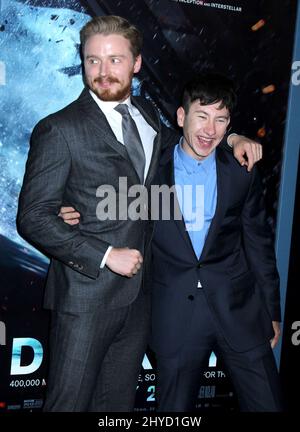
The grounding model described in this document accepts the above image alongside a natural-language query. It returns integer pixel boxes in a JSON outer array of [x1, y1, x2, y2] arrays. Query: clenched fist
[[106, 247, 143, 278]]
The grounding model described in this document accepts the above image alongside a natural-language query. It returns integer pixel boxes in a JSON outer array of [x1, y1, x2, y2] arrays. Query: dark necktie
[[115, 104, 146, 184]]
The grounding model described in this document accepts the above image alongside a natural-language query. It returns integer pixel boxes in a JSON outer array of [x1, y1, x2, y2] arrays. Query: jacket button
[[198, 263, 204, 268], [188, 295, 194, 301]]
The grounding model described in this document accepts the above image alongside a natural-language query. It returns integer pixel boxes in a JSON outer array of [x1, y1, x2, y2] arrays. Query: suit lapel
[[131, 97, 161, 188], [77, 88, 130, 162], [144, 134, 161, 188], [159, 150, 198, 255], [77, 90, 163, 186], [131, 97, 159, 132], [199, 147, 231, 261]]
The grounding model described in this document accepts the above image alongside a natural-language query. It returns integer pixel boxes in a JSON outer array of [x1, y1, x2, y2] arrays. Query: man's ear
[[226, 117, 231, 131], [177, 107, 185, 128], [133, 54, 142, 73]]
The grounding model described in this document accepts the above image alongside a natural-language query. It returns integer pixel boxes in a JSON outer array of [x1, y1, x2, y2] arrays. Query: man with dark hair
[[150, 73, 282, 412], [18, 14, 262, 412]]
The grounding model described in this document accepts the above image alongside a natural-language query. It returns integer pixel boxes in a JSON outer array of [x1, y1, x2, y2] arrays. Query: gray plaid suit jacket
[[17, 88, 177, 313]]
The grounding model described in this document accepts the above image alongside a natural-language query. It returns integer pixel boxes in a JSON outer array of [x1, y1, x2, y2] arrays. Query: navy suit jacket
[[150, 143, 281, 355]]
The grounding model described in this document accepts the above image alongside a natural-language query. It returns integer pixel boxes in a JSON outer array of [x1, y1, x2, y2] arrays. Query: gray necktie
[[115, 104, 146, 184]]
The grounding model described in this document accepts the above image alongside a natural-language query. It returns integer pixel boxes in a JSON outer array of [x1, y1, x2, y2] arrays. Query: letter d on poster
[[10, 338, 43, 375]]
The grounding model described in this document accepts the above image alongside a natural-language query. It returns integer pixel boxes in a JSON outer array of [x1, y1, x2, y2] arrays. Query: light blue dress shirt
[[174, 140, 217, 259]]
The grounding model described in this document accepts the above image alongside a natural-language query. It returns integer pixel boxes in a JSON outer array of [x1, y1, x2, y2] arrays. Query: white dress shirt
[[90, 90, 156, 182], [89, 90, 157, 268]]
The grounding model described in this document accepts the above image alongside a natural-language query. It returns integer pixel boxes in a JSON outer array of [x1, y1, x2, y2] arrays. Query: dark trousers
[[43, 290, 150, 412], [156, 290, 283, 412]]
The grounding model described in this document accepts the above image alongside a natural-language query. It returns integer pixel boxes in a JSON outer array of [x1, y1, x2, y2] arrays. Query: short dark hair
[[182, 72, 237, 114], [80, 15, 143, 59]]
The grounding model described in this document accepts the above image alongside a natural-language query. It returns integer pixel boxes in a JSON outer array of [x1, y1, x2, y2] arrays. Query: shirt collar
[[89, 90, 132, 115], [176, 137, 216, 175]]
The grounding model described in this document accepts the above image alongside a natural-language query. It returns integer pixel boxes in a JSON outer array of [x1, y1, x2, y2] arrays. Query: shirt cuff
[[100, 246, 113, 269], [227, 132, 238, 148]]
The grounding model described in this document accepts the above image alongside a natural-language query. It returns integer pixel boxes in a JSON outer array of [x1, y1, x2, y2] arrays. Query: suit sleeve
[[241, 166, 281, 321], [17, 117, 110, 280]]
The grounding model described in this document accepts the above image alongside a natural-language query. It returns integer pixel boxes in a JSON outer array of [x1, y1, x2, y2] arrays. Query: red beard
[[91, 75, 132, 102]]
